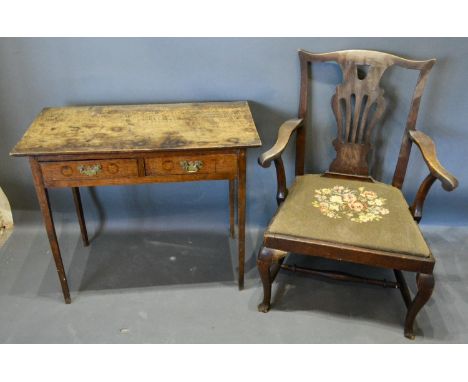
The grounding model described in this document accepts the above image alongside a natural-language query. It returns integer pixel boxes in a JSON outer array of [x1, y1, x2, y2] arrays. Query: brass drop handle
[[180, 160, 203, 173], [77, 164, 102, 176]]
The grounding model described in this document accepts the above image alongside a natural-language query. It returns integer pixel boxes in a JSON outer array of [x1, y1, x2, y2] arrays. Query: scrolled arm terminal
[[409, 130, 458, 191], [258, 119, 303, 168], [409, 130, 459, 222], [258, 118, 303, 205]]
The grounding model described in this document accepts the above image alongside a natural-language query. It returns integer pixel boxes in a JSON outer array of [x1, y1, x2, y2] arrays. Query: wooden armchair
[[257, 49, 459, 339]]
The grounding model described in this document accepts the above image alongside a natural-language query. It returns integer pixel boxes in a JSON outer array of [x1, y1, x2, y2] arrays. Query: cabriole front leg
[[257, 246, 274, 312], [404, 273, 435, 339]]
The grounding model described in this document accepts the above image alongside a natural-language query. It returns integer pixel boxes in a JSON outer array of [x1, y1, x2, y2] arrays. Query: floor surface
[[0, 211, 467, 343]]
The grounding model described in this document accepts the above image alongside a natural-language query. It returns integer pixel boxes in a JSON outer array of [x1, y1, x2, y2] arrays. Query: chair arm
[[409, 130, 459, 191], [258, 119, 303, 168], [258, 118, 303, 205]]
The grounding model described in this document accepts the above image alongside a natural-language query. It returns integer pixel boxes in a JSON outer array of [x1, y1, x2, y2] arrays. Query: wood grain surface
[[11, 101, 261, 156]]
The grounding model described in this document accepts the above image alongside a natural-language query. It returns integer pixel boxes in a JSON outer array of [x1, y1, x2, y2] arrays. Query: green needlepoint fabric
[[266, 174, 431, 257]]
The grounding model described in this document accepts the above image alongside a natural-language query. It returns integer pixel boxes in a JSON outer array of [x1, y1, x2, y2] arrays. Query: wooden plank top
[[11, 101, 261, 156]]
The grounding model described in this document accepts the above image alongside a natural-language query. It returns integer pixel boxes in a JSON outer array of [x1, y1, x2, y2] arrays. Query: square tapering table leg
[[30, 158, 71, 304], [237, 149, 246, 290], [229, 179, 235, 238], [72, 187, 89, 246]]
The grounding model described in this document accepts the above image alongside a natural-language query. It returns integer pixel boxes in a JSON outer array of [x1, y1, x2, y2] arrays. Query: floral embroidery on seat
[[312, 185, 389, 223]]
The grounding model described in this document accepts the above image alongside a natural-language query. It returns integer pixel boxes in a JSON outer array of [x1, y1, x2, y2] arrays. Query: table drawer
[[145, 154, 237, 176], [41, 159, 139, 182]]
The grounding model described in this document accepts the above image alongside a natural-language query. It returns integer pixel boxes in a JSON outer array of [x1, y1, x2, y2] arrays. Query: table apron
[[43, 171, 236, 188], [39, 151, 240, 188]]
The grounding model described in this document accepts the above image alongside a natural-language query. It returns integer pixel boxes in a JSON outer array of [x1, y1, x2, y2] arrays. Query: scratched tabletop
[[11, 101, 261, 156]]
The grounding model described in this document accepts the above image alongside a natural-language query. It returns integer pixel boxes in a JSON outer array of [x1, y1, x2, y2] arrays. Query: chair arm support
[[258, 119, 303, 168], [273, 157, 288, 205], [409, 130, 459, 191], [410, 173, 437, 222]]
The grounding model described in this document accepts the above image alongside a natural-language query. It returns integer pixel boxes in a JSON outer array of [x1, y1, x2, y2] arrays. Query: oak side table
[[11, 101, 261, 303]]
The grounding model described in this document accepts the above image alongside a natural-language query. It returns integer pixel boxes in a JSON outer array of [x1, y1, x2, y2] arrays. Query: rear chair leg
[[394, 269, 412, 308], [257, 246, 273, 313], [404, 273, 435, 340]]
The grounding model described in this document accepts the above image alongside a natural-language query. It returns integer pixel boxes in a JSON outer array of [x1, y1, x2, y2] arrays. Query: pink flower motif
[[312, 185, 388, 223], [319, 202, 328, 213], [342, 193, 357, 203], [348, 201, 364, 212], [361, 190, 378, 199]]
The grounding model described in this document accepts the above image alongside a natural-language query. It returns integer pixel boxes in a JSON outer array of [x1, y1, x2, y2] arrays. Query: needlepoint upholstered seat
[[257, 49, 458, 339], [266, 174, 430, 258]]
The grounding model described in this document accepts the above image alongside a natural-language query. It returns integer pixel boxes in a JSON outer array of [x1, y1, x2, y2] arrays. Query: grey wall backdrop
[[0, 38, 466, 230]]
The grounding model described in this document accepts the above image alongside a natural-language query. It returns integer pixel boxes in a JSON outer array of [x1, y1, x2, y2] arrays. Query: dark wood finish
[[297, 50, 436, 179], [12, 102, 260, 303], [257, 49, 458, 339], [41, 159, 139, 183], [404, 273, 435, 339], [410, 174, 437, 223], [273, 158, 287, 205], [258, 119, 303, 205], [258, 119, 303, 167], [146, 157, 216, 176], [409, 130, 458, 190], [295, 54, 309, 176], [43, 168, 236, 188], [408, 131, 458, 222], [237, 149, 247, 290], [71, 187, 89, 246], [257, 246, 274, 313], [393, 63, 436, 189], [281, 263, 400, 289], [229, 179, 235, 238], [264, 234, 435, 274], [257, 246, 288, 312], [322, 171, 374, 183], [329, 58, 387, 175], [145, 153, 237, 176], [39, 151, 240, 189], [137, 158, 145, 177], [34, 147, 240, 161], [394, 270, 412, 308], [29, 158, 71, 304]]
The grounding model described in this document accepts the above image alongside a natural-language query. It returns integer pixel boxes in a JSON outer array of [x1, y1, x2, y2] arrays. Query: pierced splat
[[297, 49, 436, 184], [329, 60, 389, 176]]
